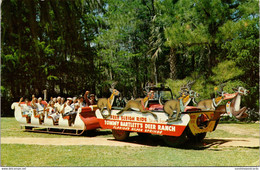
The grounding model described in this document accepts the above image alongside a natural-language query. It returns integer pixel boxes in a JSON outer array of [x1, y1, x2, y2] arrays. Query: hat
[[78, 95, 84, 99], [67, 97, 73, 101], [90, 94, 95, 97]]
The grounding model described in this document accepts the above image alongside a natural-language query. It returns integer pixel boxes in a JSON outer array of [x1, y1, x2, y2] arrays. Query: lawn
[[1, 144, 259, 166], [1, 117, 259, 167]]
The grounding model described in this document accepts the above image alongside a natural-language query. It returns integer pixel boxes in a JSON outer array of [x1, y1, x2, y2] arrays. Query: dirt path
[[1, 137, 146, 147], [1, 136, 259, 148], [217, 124, 260, 137]]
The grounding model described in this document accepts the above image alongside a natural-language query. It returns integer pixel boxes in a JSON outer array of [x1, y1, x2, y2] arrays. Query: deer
[[117, 84, 158, 120], [194, 83, 227, 111], [163, 80, 199, 122], [178, 80, 199, 108], [97, 82, 120, 118], [135, 83, 151, 108], [214, 86, 249, 120]]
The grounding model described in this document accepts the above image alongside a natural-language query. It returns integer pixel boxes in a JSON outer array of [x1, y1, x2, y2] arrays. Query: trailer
[[95, 86, 220, 147]]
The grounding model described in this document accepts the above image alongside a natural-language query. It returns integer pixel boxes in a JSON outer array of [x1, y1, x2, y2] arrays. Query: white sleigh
[[12, 102, 100, 135], [58, 109, 85, 129], [11, 103, 28, 125], [44, 111, 56, 126], [30, 109, 42, 125]]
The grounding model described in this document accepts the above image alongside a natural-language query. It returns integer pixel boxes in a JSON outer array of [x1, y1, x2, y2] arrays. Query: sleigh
[[11, 102, 100, 135]]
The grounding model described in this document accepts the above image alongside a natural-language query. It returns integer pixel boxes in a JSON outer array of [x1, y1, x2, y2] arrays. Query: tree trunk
[[169, 48, 177, 80]]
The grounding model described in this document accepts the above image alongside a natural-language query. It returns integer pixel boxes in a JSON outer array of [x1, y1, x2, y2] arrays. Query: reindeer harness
[[212, 96, 223, 108]]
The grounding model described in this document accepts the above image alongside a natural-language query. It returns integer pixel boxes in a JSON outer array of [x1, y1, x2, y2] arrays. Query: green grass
[[206, 123, 259, 139], [1, 117, 260, 167], [1, 144, 259, 167]]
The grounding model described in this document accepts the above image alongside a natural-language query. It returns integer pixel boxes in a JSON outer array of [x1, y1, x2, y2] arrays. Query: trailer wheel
[[137, 132, 151, 138], [186, 126, 206, 143], [163, 130, 188, 147], [187, 132, 207, 143], [112, 130, 130, 141]]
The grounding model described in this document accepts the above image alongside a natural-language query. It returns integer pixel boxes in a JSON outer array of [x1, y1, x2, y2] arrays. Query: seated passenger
[[84, 91, 90, 106], [31, 96, 44, 122], [37, 97, 45, 108], [61, 97, 65, 105], [54, 96, 62, 113], [18, 97, 32, 122], [78, 95, 86, 108], [85, 91, 97, 106], [71, 103, 80, 124], [36, 97, 46, 118], [71, 97, 78, 108], [61, 98, 76, 126], [47, 101, 59, 122], [89, 94, 97, 105]]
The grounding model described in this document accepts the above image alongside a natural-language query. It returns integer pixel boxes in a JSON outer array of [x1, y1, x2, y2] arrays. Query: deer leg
[[105, 109, 112, 119], [234, 107, 248, 120], [117, 107, 128, 115], [141, 110, 158, 120], [172, 104, 181, 121], [173, 111, 181, 121], [100, 108, 107, 118]]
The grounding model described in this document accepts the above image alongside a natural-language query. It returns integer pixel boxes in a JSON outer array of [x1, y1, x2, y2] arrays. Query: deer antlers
[[180, 80, 196, 93], [144, 82, 150, 93], [217, 83, 226, 96], [111, 82, 118, 89]]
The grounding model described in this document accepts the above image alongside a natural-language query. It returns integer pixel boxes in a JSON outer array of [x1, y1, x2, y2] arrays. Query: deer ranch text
[[102, 119, 185, 136]]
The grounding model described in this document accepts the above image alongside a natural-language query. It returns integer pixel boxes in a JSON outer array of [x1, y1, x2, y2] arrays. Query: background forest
[[1, 0, 259, 117]]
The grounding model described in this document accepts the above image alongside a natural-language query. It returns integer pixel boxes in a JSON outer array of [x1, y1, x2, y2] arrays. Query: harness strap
[[180, 98, 184, 112], [107, 98, 112, 110], [212, 98, 217, 108], [226, 101, 232, 117]]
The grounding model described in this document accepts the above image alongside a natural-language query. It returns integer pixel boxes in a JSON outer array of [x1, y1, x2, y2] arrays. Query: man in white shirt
[[54, 96, 62, 113], [61, 98, 76, 126]]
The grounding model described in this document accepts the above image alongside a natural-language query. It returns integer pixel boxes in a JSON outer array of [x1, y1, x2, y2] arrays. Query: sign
[[188, 111, 216, 135], [96, 109, 190, 137]]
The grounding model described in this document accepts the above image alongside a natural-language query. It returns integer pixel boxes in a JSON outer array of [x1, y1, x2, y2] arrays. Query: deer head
[[216, 83, 227, 97], [180, 80, 198, 98], [109, 82, 120, 96], [189, 90, 199, 98], [232, 87, 249, 96]]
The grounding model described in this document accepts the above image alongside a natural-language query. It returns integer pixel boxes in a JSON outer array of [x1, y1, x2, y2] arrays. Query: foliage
[[210, 60, 244, 84], [1, 0, 259, 116]]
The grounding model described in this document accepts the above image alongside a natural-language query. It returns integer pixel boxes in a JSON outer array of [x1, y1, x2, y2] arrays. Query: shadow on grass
[[107, 134, 259, 150]]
